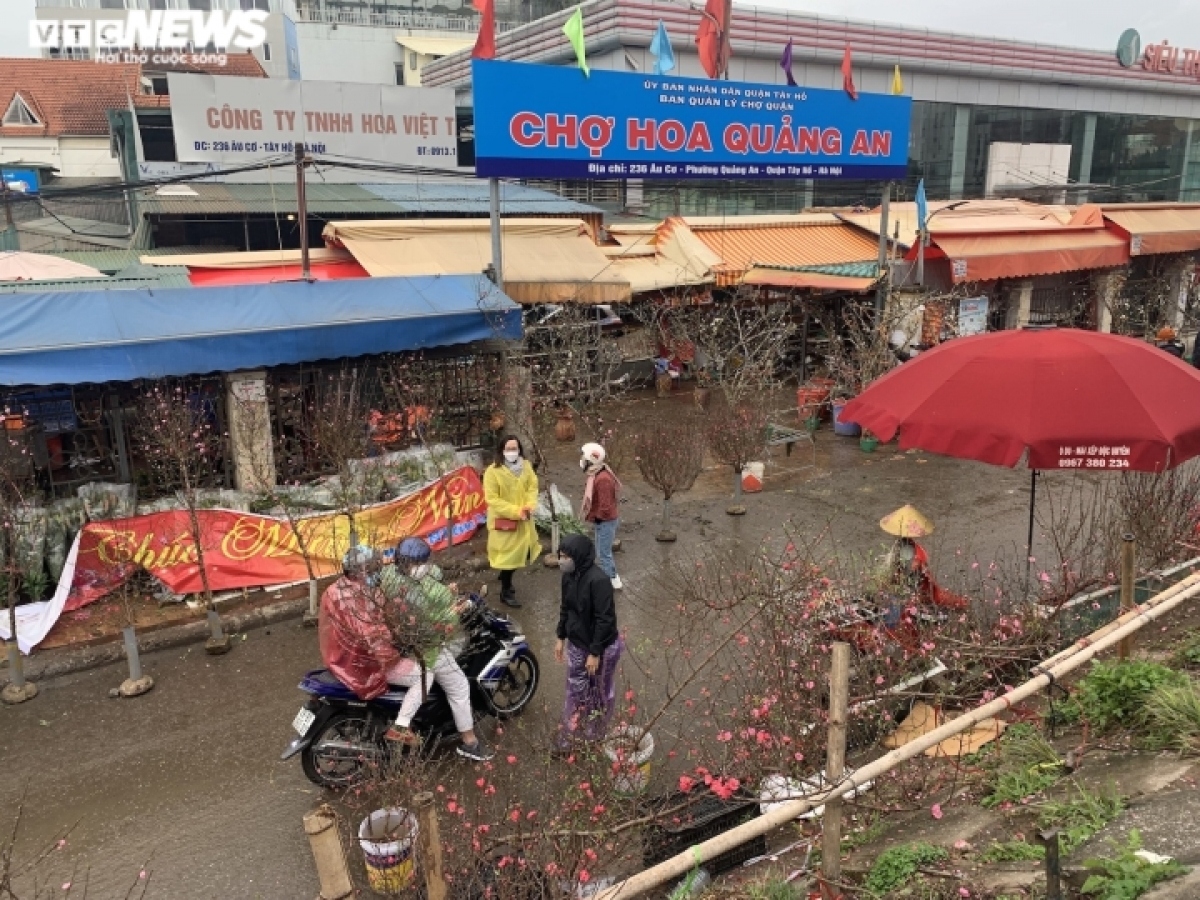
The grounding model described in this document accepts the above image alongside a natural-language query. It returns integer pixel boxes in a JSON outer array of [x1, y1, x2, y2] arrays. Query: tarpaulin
[[188, 260, 369, 286], [64, 466, 487, 613], [1102, 204, 1200, 256], [0, 275, 520, 385], [917, 229, 1130, 283]]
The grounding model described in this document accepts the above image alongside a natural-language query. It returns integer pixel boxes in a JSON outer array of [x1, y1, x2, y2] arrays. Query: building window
[[3, 94, 41, 127], [262, 42, 271, 60], [188, 0, 212, 10], [408, 51, 418, 68], [150, 76, 169, 95], [149, 0, 169, 9], [241, 0, 271, 9], [99, 0, 127, 8], [395, 62, 405, 85]]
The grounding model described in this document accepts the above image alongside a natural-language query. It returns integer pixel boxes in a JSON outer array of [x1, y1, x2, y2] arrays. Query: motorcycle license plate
[[292, 707, 316, 736]]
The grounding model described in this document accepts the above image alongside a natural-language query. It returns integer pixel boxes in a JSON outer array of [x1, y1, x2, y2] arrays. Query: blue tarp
[[0, 275, 521, 386]]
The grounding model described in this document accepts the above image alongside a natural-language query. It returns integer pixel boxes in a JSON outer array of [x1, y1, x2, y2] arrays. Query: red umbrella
[[840, 327, 1200, 550]]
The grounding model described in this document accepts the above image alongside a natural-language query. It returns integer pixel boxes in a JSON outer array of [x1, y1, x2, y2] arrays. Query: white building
[[31, 0, 518, 85]]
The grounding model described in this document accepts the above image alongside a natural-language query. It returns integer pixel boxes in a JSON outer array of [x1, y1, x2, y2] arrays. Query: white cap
[[580, 442, 606, 465]]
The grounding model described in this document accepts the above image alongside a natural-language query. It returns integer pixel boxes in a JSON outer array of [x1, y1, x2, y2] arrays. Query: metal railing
[[293, 5, 520, 32]]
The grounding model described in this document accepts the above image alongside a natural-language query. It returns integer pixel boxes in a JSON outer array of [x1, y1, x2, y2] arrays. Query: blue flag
[[650, 19, 676, 75], [915, 179, 928, 234]]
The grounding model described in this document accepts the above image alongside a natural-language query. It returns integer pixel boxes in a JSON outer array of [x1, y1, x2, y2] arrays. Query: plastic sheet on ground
[[880, 700, 1007, 757], [534, 485, 586, 535], [0, 532, 79, 654], [78, 482, 136, 520]]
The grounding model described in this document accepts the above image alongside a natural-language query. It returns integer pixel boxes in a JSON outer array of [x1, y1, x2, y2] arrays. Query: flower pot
[[831, 400, 861, 437], [803, 416, 820, 434], [796, 385, 831, 420], [554, 410, 576, 442], [860, 435, 879, 453]]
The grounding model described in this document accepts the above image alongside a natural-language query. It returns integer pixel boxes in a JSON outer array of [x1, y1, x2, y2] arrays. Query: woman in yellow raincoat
[[483, 436, 541, 608]]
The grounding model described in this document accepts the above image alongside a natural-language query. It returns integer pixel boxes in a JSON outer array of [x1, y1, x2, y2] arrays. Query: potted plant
[[554, 407, 576, 442], [860, 429, 879, 453]]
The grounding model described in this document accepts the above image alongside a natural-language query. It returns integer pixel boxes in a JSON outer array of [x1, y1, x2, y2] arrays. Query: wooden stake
[[821, 642, 851, 891], [303, 805, 352, 900], [1119, 533, 1135, 660], [415, 791, 448, 900]]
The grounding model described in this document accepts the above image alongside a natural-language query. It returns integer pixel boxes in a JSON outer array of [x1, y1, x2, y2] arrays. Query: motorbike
[[282, 592, 539, 788]]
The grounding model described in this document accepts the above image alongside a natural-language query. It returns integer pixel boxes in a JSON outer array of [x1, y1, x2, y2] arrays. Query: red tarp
[[188, 260, 369, 286]]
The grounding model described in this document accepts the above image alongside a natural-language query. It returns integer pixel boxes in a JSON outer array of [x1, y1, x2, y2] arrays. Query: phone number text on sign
[[1056, 445, 1131, 469]]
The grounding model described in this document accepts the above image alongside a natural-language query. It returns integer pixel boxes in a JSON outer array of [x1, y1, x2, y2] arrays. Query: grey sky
[[758, 0, 1189, 53], [0, 0, 1193, 58]]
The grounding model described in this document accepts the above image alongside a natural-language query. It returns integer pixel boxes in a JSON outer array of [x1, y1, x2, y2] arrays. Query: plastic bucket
[[358, 808, 418, 895], [831, 401, 861, 437], [741, 461, 764, 493], [603, 726, 655, 795]]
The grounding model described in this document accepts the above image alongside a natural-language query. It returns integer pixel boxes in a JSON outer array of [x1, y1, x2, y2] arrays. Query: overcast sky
[[760, 0, 1192, 52], [0, 0, 1193, 58]]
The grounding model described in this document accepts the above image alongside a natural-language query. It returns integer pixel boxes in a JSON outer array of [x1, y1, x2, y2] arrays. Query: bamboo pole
[[591, 576, 1200, 900], [415, 791, 448, 900], [303, 805, 353, 900], [821, 643, 850, 891], [1119, 534, 1135, 660]]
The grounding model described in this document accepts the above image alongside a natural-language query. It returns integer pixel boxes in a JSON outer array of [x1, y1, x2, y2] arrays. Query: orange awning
[[920, 230, 1130, 283], [1102, 205, 1200, 256], [742, 267, 878, 292], [691, 220, 881, 286]]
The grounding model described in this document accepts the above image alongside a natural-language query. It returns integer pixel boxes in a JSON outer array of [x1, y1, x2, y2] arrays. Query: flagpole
[[720, 0, 732, 78], [875, 182, 890, 317], [489, 178, 504, 286]]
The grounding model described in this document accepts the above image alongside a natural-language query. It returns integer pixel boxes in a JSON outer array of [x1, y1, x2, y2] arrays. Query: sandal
[[384, 727, 421, 747]]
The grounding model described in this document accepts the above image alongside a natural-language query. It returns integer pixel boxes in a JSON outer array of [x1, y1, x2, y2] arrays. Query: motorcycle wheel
[[300, 711, 383, 789], [485, 651, 539, 720]]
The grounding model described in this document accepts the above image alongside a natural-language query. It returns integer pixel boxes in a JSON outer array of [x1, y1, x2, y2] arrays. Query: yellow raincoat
[[483, 462, 542, 570]]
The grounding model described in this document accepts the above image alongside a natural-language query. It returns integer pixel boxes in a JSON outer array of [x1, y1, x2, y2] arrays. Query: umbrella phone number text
[[1057, 446, 1132, 469]]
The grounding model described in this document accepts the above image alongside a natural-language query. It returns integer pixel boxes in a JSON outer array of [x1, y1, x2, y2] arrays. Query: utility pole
[[488, 178, 504, 286], [295, 142, 311, 282], [875, 182, 891, 317]]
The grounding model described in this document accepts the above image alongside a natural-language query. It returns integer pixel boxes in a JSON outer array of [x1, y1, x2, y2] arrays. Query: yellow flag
[[891, 64, 904, 95], [563, 7, 589, 77]]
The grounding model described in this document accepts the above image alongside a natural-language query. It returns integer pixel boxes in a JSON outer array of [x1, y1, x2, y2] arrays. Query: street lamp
[[917, 200, 970, 286]]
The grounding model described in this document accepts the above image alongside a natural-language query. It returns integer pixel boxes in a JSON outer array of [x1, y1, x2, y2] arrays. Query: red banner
[[65, 466, 487, 611]]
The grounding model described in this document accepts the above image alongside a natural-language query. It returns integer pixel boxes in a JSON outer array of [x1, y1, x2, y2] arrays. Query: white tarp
[[168, 73, 458, 168], [0, 532, 79, 654]]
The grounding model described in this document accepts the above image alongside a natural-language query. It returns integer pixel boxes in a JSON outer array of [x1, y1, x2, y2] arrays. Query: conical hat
[[879, 505, 934, 538]]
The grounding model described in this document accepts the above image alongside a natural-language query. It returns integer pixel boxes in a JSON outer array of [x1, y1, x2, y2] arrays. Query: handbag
[[493, 517, 519, 532]]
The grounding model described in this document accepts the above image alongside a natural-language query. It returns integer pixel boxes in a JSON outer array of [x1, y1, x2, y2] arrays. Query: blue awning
[[0, 275, 521, 386]]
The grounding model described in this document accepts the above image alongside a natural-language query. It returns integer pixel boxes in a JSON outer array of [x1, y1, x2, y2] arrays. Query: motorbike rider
[[379, 536, 493, 762]]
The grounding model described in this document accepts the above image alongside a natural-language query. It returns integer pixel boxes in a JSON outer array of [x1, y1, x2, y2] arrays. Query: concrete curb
[[23, 597, 310, 683]]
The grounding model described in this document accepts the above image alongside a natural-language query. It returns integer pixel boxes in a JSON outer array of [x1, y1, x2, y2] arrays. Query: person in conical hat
[[878, 505, 966, 612]]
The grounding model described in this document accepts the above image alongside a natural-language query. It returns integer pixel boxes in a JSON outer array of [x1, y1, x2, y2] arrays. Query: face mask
[[579, 458, 590, 471], [504, 450, 520, 463], [411, 564, 429, 580], [558, 556, 576, 574]]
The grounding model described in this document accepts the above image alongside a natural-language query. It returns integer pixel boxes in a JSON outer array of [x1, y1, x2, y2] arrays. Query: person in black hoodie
[[553, 533, 623, 750]]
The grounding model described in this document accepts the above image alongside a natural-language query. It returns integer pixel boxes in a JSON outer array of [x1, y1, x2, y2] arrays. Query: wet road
[[0, 429, 1039, 898]]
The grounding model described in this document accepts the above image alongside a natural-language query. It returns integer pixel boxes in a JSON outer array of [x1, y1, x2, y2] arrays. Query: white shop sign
[[168, 73, 457, 168]]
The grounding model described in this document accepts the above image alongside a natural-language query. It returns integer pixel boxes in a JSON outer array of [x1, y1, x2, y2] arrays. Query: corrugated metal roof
[[361, 182, 601, 216], [138, 183, 400, 216], [0, 270, 191, 293], [691, 221, 880, 285], [54, 246, 231, 274], [136, 182, 603, 218], [755, 261, 881, 278]]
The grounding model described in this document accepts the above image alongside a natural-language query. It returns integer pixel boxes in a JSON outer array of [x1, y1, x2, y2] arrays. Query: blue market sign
[[472, 59, 911, 180]]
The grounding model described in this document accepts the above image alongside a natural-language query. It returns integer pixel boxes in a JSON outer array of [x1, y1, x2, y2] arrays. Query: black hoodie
[[556, 534, 618, 657]]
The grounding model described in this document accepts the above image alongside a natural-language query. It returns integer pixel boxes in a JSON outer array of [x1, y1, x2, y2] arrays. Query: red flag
[[841, 44, 858, 100], [472, 0, 495, 59], [696, 0, 726, 79]]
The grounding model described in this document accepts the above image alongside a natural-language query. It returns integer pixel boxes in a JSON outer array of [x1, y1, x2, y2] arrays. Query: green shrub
[[1076, 661, 1186, 732], [747, 879, 802, 900], [864, 843, 948, 894], [980, 840, 1045, 862], [1081, 830, 1188, 899], [1140, 679, 1200, 755], [1170, 631, 1200, 669], [981, 724, 1064, 808], [1037, 785, 1124, 854]]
